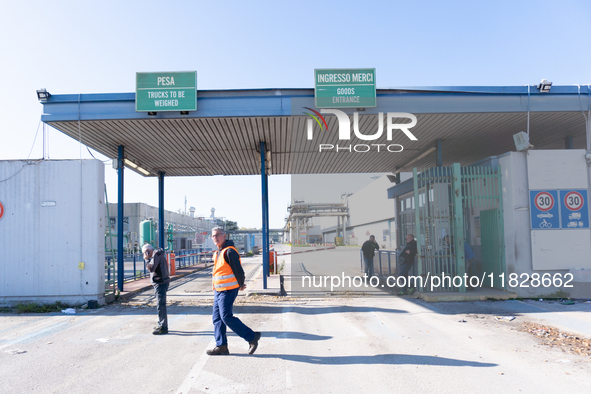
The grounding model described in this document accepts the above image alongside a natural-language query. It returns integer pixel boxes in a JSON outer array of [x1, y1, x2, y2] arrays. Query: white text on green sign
[[136, 71, 197, 112], [315, 68, 376, 108]]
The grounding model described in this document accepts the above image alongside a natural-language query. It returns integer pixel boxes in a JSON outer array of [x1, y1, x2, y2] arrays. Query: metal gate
[[411, 163, 505, 293], [480, 209, 504, 289]]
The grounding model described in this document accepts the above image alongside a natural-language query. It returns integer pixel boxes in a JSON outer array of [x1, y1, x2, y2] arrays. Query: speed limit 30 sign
[[560, 190, 589, 229], [563, 191, 584, 211], [530, 190, 560, 229], [534, 191, 555, 211]]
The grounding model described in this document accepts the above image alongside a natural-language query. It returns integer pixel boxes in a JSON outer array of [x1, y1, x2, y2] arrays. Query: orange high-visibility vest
[[212, 246, 241, 291]]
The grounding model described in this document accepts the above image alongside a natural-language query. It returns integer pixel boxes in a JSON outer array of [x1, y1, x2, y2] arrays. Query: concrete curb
[[418, 290, 518, 303], [244, 265, 284, 297], [279, 246, 335, 256]]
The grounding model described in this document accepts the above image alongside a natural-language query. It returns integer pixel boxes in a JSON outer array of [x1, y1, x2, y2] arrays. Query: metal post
[[117, 145, 124, 291], [452, 163, 466, 293], [436, 139, 443, 167], [158, 172, 165, 250], [360, 250, 363, 272], [412, 168, 422, 291], [565, 136, 574, 149], [388, 253, 391, 276], [496, 165, 507, 290], [260, 142, 269, 289]]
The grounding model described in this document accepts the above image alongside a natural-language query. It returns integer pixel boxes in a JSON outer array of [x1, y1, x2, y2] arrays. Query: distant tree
[[226, 220, 239, 231]]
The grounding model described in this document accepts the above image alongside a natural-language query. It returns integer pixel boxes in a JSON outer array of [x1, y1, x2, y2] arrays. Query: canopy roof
[[40, 86, 591, 177]]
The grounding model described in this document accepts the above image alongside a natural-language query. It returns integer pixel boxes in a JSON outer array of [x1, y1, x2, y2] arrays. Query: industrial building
[[105, 202, 220, 252]]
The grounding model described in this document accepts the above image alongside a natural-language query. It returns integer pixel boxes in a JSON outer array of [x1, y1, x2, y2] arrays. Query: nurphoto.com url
[[301, 272, 574, 292]]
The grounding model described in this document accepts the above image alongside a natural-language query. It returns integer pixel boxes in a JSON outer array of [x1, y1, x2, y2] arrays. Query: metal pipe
[[436, 139, 442, 167], [527, 84, 531, 136], [452, 163, 466, 293], [413, 167, 422, 291]]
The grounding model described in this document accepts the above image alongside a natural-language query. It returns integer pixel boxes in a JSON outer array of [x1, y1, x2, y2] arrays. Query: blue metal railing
[[105, 248, 216, 285], [359, 249, 403, 277], [174, 248, 214, 269]]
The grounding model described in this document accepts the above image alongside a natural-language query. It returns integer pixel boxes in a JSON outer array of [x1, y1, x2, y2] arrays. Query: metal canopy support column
[[260, 142, 269, 289], [436, 139, 443, 167], [158, 172, 165, 249], [117, 145, 124, 291]]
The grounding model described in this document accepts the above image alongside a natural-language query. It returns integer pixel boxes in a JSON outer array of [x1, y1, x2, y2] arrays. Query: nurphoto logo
[[305, 108, 418, 153]]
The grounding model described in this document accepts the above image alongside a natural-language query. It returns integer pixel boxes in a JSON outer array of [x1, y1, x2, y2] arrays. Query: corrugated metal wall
[[0, 160, 105, 305]]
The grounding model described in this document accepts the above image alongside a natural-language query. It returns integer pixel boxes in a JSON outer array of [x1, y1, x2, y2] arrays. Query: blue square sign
[[559, 189, 589, 229], [530, 190, 560, 229]]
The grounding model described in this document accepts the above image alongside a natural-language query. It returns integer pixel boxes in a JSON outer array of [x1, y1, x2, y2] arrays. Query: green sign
[[136, 71, 197, 112], [314, 68, 376, 108]]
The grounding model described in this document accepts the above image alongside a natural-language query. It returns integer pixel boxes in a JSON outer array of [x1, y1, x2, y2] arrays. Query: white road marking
[[176, 337, 216, 394], [0, 321, 69, 350]]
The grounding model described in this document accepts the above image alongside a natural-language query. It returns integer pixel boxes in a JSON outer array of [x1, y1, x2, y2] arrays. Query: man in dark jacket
[[143, 243, 170, 335], [398, 234, 417, 294], [206, 227, 261, 356], [361, 235, 380, 277]]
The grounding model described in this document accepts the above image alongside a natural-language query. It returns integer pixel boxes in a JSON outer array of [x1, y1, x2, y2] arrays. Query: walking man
[[143, 243, 170, 335], [361, 235, 380, 278], [206, 227, 261, 355]]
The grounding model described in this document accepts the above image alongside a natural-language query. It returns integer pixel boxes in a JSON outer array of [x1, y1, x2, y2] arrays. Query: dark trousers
[[363, 256, 374, 277], [154, 283, 169, 328], [213, 288, 255, 347], [397, 259, 413, 291]]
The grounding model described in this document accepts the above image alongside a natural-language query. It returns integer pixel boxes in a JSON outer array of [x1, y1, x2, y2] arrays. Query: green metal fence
[[411, 164, 505, 293], [461, 165, 505, 290]]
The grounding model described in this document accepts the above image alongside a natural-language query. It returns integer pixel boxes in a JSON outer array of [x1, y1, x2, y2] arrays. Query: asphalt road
[[1, 247, 590, 393], [288, 246, 394, 296]]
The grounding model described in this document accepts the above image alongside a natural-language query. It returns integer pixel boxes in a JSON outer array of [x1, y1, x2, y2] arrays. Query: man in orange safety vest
[[206, 227, 261, 355]]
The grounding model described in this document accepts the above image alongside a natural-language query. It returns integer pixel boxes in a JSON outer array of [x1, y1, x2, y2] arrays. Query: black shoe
[[152, 326, 168, 335], [248, 332, 261, 355], [206, 345, 229, 355]]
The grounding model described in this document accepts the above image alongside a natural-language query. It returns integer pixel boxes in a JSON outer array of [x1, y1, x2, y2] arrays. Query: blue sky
[[1, 0, 590, 228]]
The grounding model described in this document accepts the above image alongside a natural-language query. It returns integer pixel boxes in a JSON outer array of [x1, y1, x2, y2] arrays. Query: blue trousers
[[213, 288, 255, 347]]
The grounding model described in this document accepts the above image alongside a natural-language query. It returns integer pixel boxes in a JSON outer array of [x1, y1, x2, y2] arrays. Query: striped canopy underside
[[48, 111, 586, 177]]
